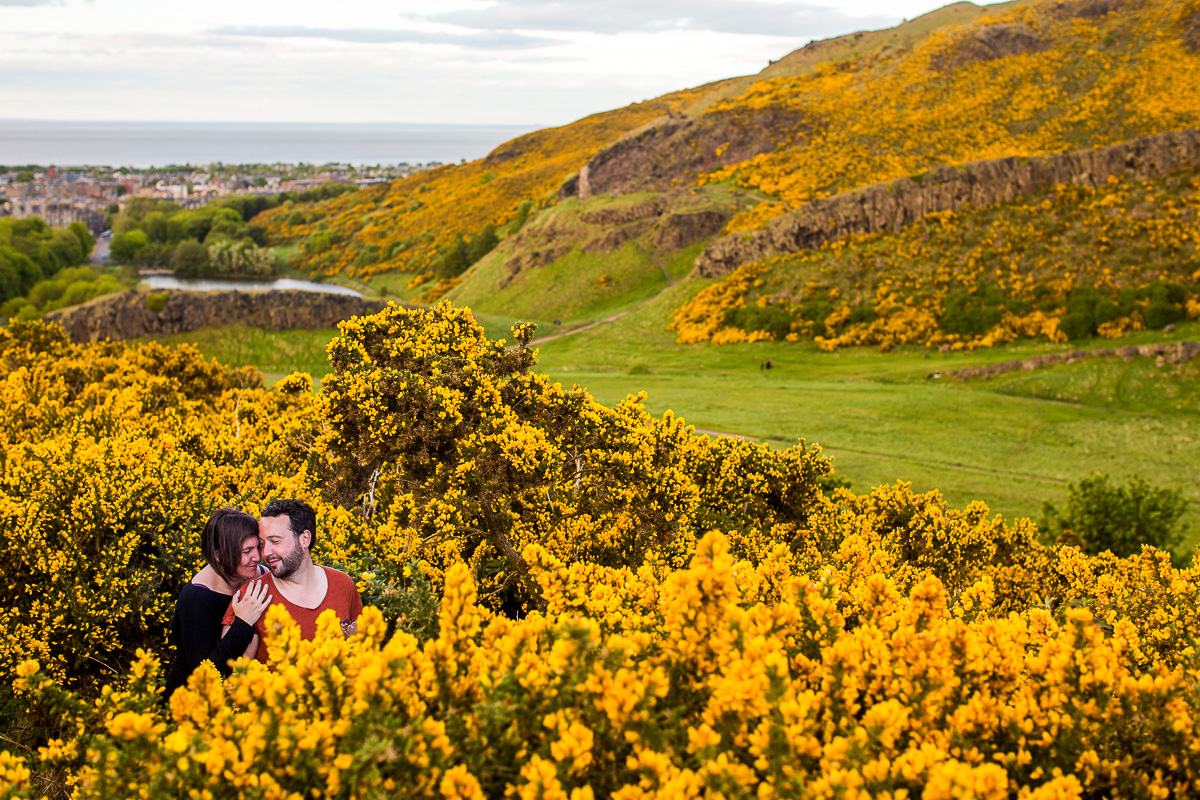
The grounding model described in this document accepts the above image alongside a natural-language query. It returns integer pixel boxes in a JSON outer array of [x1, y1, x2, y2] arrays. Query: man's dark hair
[[261, 499, 318, 551], [200, 507, 260, 583]]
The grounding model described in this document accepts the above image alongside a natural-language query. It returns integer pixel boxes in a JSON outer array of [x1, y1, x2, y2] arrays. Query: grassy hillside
[[530, 296, 1200, 556], [683, 1, 1023, 116], [263, 0, 1200, 299], [447, 187, 740, 323]]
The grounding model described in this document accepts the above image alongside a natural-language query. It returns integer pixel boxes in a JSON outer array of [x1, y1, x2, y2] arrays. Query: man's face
[[234, 535, 262, 583], [260, 515, 306, 579]]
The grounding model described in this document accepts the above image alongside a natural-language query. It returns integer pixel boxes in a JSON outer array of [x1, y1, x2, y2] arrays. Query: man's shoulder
[[319, 566, 358, 591]]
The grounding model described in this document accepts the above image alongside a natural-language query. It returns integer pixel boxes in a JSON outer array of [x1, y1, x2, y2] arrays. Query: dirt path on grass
[[693, 428, 1067, 486], [527, 310, 635, 346]]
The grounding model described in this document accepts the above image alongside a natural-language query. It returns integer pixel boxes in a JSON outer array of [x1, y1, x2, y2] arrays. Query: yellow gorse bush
[[674, 173, 1200, 349], [0, 306, 830, 692], [7, 529, 1200, 798], [1, 307, 1197, 797]]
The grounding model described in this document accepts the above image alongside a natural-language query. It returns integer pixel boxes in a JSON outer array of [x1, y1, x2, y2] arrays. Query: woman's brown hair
[[200, 508, 260, 584]]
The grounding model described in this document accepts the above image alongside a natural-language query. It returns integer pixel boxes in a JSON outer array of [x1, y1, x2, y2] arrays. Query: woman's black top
[[163, 583, 255, 699]]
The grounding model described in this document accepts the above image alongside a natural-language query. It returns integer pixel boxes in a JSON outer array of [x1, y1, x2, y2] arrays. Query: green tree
[[0, 246, 43, 295], [67, 222, 96, 257], [434, 238, 470, 279], [1040, 473, 1191, 565], [109, 230, 149, 262], [170, 241, 210, 276]]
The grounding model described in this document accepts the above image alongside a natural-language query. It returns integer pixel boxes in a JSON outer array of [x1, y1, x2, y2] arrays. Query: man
[[222, 499, 362, 663]]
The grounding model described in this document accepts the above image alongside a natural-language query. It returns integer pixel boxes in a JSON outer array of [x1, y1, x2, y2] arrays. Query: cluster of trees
[[0, 217, 99, 316], [0, 266, 126, 323], [107, 196, 281, 277], [433, 222, 500, 279], [108, 186, 364, 278]]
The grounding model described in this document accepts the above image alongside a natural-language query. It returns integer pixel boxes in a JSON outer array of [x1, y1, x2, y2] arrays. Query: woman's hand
[[231, 580, 271, 626]]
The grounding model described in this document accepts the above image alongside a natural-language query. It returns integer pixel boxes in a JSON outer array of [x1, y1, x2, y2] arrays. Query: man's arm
[[339, 569, 364, 639]]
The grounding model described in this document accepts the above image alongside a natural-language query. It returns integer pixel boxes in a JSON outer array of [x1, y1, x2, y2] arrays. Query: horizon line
[[0, 118, 548, 128]]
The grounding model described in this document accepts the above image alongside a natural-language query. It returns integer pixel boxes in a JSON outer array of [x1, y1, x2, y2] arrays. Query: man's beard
[[269, 545, 305, 579]]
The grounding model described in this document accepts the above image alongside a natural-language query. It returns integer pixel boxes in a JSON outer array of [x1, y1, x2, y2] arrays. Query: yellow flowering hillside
[[256, 84, 721, 279], [262, 0, 1200, 308], [704, 0, 1200, 229], [1, 306, 1199, 797], [672, 171, 1200, 349]]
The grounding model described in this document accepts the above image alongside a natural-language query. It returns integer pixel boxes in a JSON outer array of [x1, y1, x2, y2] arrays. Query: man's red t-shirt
[[222, 566, 363, 663]]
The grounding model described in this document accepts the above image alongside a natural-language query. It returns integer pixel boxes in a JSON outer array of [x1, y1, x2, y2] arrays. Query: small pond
[[141, 275, 362, 297]]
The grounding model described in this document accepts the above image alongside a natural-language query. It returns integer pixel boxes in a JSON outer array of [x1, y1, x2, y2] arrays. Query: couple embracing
[[163, 499, 363, 698]]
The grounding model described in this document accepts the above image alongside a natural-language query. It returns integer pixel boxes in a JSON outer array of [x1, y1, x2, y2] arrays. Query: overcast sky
[[1, 0, 993, 125]]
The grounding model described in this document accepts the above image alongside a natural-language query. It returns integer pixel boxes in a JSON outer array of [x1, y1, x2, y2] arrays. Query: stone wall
[[695, 128, 1200, 277], [45, 289, 393, 343], [932, 341, 1200, 382]]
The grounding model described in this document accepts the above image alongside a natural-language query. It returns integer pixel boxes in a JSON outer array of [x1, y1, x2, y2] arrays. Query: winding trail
[[693, 428, 1067, 486]]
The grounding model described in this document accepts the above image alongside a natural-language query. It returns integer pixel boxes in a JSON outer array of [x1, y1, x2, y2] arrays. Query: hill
[[673, 146, 1200, 350], [256, 0, 1039, 281], [258, 0, 1200, 347]]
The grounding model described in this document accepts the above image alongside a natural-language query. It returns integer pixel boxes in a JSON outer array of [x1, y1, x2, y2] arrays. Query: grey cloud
[[209, 25, 559, 49], [428, 0, 893, 38]]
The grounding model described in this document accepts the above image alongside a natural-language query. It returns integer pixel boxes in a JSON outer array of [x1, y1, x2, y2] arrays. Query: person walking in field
[[222, 499, 362, 663], [164, 508, 273, 698]]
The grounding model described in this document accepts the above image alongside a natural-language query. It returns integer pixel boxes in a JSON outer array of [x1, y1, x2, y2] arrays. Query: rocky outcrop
[[931, 341, 1200, 381], [580, 200, 664, 226], [653, 211, 730, 250], [1183, 6, 1200, 52], [46, 289, 391, 343], [696, 128, 1200, 278], [558, 109, 805, 200], [935, 24, 1047, 70], [582, 224, 646, 254]]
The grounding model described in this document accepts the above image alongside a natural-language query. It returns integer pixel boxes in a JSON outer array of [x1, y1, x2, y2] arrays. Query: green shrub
[[1039, 472, 1191, 566], [722, 303, 794, 339], [0, 297, 34, 323], [939, 292, 1004, 337], [145, 292, 169, 313], [1057, 312, 1094, 341]]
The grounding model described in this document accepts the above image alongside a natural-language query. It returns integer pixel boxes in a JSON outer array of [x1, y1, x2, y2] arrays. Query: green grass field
[[529, 293, 1200, 552], [151, 299, 1200, 556]]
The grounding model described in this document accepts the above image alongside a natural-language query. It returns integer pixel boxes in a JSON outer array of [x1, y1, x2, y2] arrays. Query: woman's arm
[[176, 592, 255, 679]]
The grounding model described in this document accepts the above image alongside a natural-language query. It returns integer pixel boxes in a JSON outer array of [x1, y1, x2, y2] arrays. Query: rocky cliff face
[[558, 109, 804, 200], [695, 128, 1200, 277], [46, 289, 391, 343], [496, 190, 733, 290]]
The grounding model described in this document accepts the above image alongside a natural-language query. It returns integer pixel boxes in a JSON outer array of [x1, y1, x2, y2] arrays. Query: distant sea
[[0, 120, 541, 168]]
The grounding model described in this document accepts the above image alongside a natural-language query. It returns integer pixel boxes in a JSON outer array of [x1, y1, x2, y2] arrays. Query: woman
[[164, 507, 272, 699]]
